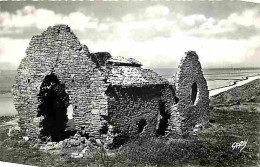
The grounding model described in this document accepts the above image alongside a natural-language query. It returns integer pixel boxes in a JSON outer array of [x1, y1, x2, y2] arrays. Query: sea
[[1, 68, 260, 116], [152, 68, 260, 90]]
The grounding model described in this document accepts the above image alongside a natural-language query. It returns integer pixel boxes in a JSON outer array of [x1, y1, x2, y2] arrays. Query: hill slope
[[210, 79, 260, 106]]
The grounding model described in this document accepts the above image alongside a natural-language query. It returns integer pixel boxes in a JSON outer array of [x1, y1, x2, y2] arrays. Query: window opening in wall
[[100, 123, 109, 134], [137, 119, 147, 134], [80, 127, 89, 139], [67, 105, 73, 119], [156, 101, 170, 136], [191, 83, 198, 105], [174, 96, 179, 104], [37, 73, 76, 142]]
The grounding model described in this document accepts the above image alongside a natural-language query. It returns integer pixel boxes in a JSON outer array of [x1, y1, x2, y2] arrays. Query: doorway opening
[[156, 101, 170, 136], [37, 73, 76, 142]]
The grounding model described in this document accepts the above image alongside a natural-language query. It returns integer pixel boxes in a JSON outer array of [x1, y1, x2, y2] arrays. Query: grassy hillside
[[210, 79, 260, 106], [0, 70, 16, 94]]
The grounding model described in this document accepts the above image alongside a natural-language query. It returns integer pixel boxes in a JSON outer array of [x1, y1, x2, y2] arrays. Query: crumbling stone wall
[[12, 25, 110, 141], [101, 62, 177, 146], [12, 25, 210, 147], [173, 51, 210, 137], [105, 84, 175, 146]]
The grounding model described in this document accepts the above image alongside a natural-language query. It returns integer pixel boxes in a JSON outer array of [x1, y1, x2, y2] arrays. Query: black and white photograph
[[0, 0, 259, 166]]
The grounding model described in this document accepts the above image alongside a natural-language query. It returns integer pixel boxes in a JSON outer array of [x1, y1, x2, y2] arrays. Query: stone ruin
[[12, 25, 210, 148]]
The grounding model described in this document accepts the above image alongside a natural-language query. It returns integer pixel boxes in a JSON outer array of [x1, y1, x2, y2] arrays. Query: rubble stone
[[173, 51, 210, 136]]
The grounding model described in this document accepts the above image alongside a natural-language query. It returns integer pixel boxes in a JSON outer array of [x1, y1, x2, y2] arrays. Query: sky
[[0, 1, 259, 70]]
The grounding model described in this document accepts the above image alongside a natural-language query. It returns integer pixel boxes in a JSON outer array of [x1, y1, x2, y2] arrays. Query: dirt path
[[209, 75, 260, 97]]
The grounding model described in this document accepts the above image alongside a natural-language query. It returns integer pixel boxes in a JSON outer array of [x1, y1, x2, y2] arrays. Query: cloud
[[83, 32, 260, 69], [0, 6, 99, 33], [0, 38, 29, 67], [23, 5, 36, 15], [2, 4, 258, 40], [106, 5, 260, 43], [182, 14, 207, 27], [0, 4, 259, 69], [105, 5, 177, 41], [227, 8, 260, 28], [143, 5, 170, 19], [82, 5, 259, 68], [190, 8, 260, 38]]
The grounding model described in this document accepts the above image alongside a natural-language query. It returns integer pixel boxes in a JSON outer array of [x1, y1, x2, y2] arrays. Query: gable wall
[[174, 51, 210, 136], [12, 25, 110, 140]]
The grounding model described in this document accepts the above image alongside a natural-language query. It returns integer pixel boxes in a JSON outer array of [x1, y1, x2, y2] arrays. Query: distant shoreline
[[0, 92, 12, 98], [1, 74, 260, 117], [1, 75, 260, 98], [209, 75, 260, 97]]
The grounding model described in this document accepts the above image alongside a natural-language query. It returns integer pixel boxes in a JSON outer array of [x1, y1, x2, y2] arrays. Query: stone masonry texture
[[12, 25, 210, 147], [173, 51, 210, 137]]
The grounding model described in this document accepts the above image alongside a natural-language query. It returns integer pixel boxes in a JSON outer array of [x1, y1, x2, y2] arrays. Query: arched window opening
[[191, 83, 198, 105], [174, 96, 179, 104], [137, 119, 147, 134], [100, 123, 109, 134], [80, 127, 89, 139]]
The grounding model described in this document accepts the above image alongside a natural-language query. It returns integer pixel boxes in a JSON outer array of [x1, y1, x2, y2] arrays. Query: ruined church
[[12, 25, 210, 146]]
